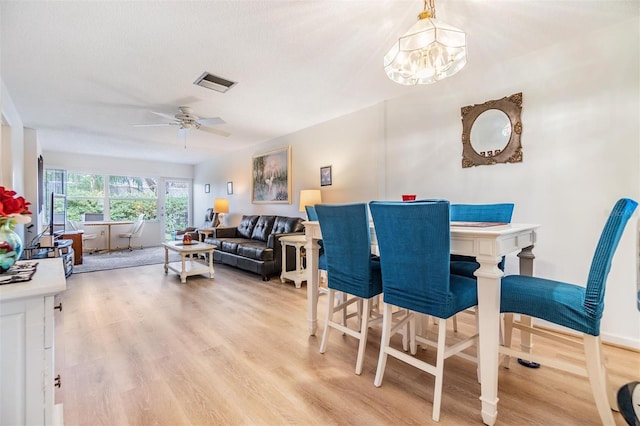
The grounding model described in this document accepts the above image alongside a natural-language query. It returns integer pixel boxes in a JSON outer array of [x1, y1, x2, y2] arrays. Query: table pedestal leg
[[475, 255, 503, 426], [305, 238, 320, 336]]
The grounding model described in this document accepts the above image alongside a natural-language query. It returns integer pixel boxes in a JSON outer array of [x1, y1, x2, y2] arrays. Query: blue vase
[[0, 220, 23, 273]]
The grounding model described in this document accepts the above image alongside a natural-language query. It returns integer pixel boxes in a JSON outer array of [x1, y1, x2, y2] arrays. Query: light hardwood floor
[[55, 263, 637, 425]]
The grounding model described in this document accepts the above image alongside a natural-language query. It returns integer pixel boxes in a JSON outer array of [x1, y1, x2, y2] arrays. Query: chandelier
[[384, 0, 466, 85]]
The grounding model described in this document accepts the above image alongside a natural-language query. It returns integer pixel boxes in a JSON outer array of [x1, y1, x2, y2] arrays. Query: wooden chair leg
[[374, 303, 393, 387], [409, 313, 417, 355], [355, 298, 371, 375], [432, 319, 448, 422], [337, 292, 347, 335], [319, 289, 335, 354], [584, 334, 615, 426], [501, 313, 514, 369]]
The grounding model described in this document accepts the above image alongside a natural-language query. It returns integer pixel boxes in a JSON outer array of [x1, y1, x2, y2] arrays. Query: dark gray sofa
[[204, 215, 305, 280]]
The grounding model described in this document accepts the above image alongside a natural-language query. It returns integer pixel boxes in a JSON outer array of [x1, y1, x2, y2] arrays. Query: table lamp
[[299, 190, 322, 219], [214, 198, 229, 226]]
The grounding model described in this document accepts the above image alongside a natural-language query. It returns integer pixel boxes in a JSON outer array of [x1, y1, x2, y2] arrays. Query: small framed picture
[[227, 181, 233, 195], [204, 184, 210, 193], [320, 165, 332, 186]]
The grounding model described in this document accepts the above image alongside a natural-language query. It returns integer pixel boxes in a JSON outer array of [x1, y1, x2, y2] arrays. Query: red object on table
[[402, 194, 416, 201]]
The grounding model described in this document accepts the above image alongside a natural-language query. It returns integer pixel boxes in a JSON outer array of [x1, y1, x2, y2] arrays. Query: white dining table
[[303, 220, 540, 426], [84, 220, 133, 252]]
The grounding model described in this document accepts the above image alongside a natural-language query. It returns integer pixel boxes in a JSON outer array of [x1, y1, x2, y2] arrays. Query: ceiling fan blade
[[198, 125, 231, 137], [133, 123, 172, 127], [198, 117, 226, 126], [150, 111, 178, 121]]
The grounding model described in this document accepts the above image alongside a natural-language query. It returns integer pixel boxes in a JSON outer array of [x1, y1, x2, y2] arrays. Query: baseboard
[[532, 320, 640, 352], [600, 332, 640, 352]]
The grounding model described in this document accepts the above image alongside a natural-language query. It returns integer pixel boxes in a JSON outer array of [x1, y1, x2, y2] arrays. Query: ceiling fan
[[134, 106, 231, 137]]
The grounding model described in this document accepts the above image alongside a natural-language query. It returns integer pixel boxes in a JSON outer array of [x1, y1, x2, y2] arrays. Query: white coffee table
[[162, 240, 216, 283]]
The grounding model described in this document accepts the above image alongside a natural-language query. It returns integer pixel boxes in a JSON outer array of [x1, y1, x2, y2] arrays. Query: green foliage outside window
[[45, 170, 190, 238], [66, 200, 103, 221], [164, 196, 189, 233], [66, 173, 105, 196], [110, 200, 157, 221]]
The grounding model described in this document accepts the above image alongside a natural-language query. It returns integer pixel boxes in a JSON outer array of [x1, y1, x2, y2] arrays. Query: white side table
[[197, 227, 215, 242], [280, 234, 307, 288]]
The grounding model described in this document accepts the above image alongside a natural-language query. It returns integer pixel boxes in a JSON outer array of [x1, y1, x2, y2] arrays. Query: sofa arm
[[213, 227, 237, 238]]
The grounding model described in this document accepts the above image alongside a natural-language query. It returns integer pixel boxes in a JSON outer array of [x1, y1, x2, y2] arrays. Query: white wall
[[0, 79, 28, 242], [23, 129, 42, 247], [194, 18, 640, 348], [194, 105, 384, 225]]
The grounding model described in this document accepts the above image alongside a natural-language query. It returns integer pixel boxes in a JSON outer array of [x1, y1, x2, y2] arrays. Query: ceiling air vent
[[193, 71, 237, 93]]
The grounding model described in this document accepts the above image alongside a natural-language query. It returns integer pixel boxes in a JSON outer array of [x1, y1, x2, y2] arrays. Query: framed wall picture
[[320, 165, 332, 186], [227, 181, 233, 195], [251, 146, 292, 203], [204, 184, 210, 193]]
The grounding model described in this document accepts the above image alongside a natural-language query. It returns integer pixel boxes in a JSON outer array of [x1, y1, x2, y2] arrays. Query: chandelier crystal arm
[[419, 0, 435, 20]]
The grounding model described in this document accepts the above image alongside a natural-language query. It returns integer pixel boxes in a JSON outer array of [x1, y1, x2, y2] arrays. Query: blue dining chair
[[500, 197, 637, 425], [449, 203, 515, 278], [369, 200, 479, 421], [315, 203, 383, 375], [304, 205, 327, 272]]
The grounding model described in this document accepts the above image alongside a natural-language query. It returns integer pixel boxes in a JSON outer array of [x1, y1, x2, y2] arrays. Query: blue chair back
[[370, 200, 466, 318], [450, 203, 515, 271], [305, 204, 326, 270], [584, 198, 638, 321], [305, 205, 319, 221], [450, 203, 514, 223], [315, 203, 381, 299]]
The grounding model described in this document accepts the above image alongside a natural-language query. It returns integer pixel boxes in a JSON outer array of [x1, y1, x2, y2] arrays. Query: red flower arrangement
[[0, 186, 32, 227]]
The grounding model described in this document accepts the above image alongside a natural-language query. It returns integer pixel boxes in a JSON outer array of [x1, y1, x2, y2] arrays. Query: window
[[44, 170, 160, 222], [108, 176, 158, 221], [66, 172, 105, 221]]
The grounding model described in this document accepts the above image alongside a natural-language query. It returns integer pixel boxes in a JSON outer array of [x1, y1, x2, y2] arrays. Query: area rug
[[73, 245, 180, 274]]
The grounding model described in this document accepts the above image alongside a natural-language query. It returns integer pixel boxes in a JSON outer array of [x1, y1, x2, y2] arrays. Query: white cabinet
[[0, 259, 66, 425]]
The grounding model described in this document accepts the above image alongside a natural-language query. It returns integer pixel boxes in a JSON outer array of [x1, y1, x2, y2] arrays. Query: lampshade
[[214, 198, 229, 214], [385, 0, 466, 85], [299, 190, 322, 212]]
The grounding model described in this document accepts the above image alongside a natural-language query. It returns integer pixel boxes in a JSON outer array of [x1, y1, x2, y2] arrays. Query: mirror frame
[[461, 92, 523, 168]]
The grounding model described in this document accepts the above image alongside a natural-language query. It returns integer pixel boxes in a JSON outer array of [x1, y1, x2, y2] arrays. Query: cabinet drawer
[[44, 296, 55, 349]]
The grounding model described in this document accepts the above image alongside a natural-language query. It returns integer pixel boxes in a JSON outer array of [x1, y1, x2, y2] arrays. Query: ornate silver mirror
[[461, 93, 523, 168]]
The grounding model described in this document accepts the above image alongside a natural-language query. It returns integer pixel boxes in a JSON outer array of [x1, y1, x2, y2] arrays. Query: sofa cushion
[[206, 237, 252, 254], [220, 240, 239, 253], [271, 216, 304, 235], [251, 215, 276, 242], [237, 241, 274, 261], [237, 215, 260, 239]]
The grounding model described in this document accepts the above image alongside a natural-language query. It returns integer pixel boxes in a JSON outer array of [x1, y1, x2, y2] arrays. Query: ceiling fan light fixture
[[194, 71, 237, 93], [385, 0, 466, 85]]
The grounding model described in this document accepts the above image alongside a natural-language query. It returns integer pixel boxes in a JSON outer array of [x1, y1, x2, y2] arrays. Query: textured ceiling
[[1, 0, 636, 165]]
